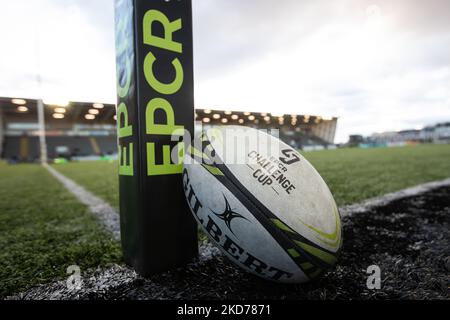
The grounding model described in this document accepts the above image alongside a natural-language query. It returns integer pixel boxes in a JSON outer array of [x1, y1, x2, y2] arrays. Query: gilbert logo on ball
[[183, 126, 342, 283]]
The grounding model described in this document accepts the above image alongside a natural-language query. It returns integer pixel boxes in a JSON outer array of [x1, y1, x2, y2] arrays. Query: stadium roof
[[195, 108, 337, 127], [0, 97, 116, 124], [1, 96, 338, 127]]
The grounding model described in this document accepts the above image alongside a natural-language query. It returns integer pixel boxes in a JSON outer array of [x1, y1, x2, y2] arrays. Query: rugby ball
[[183, 126, 342, 283]]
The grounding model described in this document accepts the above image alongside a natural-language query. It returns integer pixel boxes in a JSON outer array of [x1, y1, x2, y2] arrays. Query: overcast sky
[[0, 0, 449, 142]]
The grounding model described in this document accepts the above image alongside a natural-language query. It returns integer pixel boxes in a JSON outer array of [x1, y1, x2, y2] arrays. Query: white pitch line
[[43, 163, 121, 241], [340, 177, 450, 217], [8, 243, 221, 300], [8, 264, 137, 301], [43, 162, 221, 261], [15, 168, 450, 300]]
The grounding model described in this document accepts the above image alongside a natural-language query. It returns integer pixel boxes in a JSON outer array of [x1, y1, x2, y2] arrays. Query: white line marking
[[15, 168, 450, 300], [8, 243, 221, 300], [340, 178, 450, 217], [43, 163, 121, 241]]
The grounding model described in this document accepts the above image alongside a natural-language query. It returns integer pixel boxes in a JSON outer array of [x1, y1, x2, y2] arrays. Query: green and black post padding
[[115, 0, 198, 276]]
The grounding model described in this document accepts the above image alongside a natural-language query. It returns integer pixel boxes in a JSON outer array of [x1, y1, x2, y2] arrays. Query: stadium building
[[195, 109, 338, 152], [0, 97, 117, 163], [0, 97, 338, 162], [420, 123, 450, 143], [366, 123, 450, 146]]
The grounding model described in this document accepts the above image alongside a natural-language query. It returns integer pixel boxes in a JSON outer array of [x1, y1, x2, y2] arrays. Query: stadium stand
[[95, 136, 119, 155], [46, 136, 95, 158], [0, 97, 339, 162], [3, 136, 39, 162], [0, 97, 118, 162], [196, 109, 338, 151], [358, 123, 450, 147]]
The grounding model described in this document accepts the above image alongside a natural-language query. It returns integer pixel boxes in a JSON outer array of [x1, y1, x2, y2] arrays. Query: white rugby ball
[[183, 126, 342, 283]]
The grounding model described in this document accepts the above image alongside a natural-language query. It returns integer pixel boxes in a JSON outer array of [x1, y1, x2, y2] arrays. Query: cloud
[[0, 0, 116, 103], [193, 0, 450, 142], [0, 0, 449, 143]]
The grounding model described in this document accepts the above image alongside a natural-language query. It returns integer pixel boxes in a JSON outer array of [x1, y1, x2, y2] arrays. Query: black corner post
[[114, 0, 198, 276]]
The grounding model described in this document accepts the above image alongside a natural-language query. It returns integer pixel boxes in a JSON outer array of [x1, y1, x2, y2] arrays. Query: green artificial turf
[[0, 163, 122, 297], [302, 144, 450, 205], [1, 144, 449, 296], [53, 144, 450, 208], [52, 160, 119, 209]]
